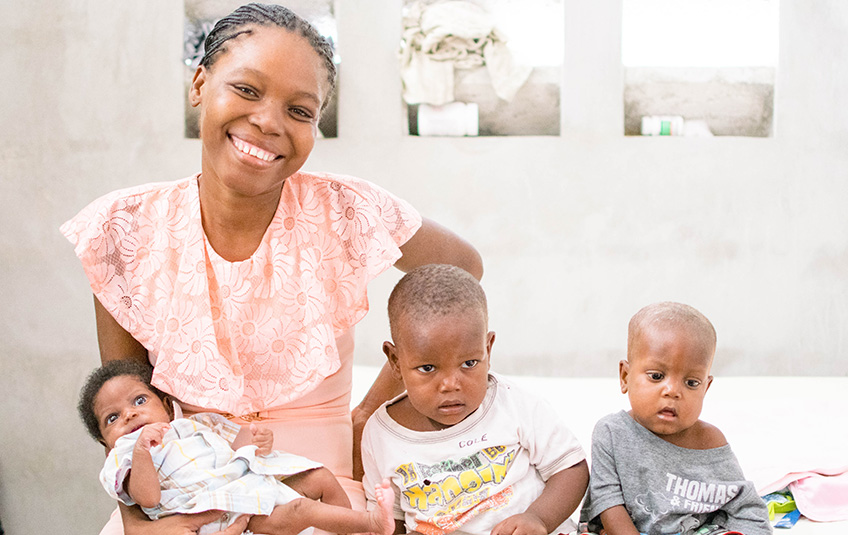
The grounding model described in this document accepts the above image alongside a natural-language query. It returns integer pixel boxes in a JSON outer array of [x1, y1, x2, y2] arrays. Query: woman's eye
[[134, 395, 147, 406], [417, 365, 435, 373], [290, 107, 315, 121], [462, 360, 478, 369], [234, 85, 257, 98]]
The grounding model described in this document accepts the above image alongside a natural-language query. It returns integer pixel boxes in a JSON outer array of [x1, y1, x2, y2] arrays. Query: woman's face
[[189, 25, 330, 199]]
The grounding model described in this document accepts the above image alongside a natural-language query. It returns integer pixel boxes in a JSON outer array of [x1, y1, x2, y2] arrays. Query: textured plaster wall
[[1, 0, 847, 533]]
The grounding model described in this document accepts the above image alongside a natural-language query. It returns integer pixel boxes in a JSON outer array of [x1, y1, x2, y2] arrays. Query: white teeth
[[233, 137, 277, 162]]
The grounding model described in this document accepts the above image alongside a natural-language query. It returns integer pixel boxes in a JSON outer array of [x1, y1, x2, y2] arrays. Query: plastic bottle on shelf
[[641, 115, 685, 136]]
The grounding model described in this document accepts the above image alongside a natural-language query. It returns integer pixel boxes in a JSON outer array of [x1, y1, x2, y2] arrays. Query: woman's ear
[[619, 360, 630, 394], [188, 66, 207, 108]]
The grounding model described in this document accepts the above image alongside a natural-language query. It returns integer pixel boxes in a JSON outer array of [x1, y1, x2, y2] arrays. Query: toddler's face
[[620, 325, 713, 444], [93, 375, 172, 449], [386, 311, 494, 431]]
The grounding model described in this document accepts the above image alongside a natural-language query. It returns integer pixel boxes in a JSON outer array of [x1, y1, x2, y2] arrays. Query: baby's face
[[621, 325, 713, 443], [388, 311, 494, 430], [93, 375, 172, 449]]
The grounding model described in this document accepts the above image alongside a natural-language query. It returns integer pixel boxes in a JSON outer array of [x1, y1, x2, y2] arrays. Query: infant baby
[[78, 360, 394, 535]]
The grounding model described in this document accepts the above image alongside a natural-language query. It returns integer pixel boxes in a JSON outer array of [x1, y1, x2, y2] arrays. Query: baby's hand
[[135, 422, 170, 452], [490, 512, 548, 535], [250, 423, 273, 456]]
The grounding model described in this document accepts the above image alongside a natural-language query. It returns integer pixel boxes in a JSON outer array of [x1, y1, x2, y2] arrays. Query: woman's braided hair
[[200, 3, 337, 107]]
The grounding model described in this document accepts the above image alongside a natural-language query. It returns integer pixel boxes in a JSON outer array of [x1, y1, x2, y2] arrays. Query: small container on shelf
[[641, 115, 685, 136]]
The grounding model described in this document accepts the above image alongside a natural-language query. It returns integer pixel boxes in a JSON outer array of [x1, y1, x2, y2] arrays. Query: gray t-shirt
[[580, 411, 771, 535]]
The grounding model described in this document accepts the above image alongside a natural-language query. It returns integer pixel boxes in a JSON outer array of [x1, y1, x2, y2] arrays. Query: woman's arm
[[94, 295, 148, 364], [394, 217, 483, 280], [351, 362, 404, 480], [351, 218, 482, 479], [119, 503, 250, 535]]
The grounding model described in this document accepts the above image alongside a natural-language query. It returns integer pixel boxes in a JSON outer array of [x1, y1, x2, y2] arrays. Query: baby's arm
[[491, 460, 589, 535], [126, 422, 169, 509]]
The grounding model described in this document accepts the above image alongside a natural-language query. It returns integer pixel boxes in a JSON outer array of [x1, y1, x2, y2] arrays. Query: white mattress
[[351, 366, 847, 534]]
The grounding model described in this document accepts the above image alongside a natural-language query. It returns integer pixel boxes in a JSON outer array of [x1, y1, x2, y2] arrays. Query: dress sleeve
[[580, 418, 626, 528], [307, 174, 423, 333]]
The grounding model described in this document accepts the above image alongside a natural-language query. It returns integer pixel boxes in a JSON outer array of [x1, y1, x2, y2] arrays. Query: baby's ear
[[162, 395, 177, 420]]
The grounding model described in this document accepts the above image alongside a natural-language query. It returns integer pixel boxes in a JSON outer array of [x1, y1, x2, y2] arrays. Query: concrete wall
[[1, 0, 846, 532]]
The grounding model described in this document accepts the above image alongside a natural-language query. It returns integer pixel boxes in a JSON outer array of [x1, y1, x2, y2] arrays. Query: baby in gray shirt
[[580, 302, 771, 535]]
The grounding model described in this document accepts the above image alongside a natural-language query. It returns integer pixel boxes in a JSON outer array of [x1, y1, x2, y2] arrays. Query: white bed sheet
[[351, 366, 847, 535]]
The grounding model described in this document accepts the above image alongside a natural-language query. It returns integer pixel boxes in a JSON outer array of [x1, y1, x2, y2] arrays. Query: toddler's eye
[[648, 372, 664, 381], [461, 360, 478, 369], [686, 379, 701, 388], [134, 395, 147, 406], [417, 364, 435, 373]]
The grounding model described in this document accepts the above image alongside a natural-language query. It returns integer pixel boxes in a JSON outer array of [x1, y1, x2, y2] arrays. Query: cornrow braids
[[200, 3, 337, 106], [78, 360, 165, 443]]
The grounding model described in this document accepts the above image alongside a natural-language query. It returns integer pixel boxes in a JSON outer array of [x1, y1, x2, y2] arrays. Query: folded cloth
[[400, 0, 531, 104], [759, 466, 848, 522]]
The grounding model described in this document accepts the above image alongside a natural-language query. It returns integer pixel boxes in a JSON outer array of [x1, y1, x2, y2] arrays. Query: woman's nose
[[250, 102, 285, 136]]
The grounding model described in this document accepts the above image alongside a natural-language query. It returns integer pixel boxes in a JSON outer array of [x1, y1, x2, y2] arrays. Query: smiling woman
[[60, 3, 482, 535]]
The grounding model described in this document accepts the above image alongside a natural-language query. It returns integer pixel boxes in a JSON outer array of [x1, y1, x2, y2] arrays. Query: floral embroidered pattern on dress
[[61, 173, 421, 415]]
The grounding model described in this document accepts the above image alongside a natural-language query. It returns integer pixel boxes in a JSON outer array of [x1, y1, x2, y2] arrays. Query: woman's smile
[[230, 134, 281, 164]]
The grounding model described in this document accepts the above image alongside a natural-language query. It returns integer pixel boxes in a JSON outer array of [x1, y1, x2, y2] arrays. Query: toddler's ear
[[383, 341, 402, 380], [619, 360, 630, 393]]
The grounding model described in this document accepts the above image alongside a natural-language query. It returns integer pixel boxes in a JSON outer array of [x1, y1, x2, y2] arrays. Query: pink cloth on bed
[[760, 465, 848, 522], [61, 172, 421, 415]]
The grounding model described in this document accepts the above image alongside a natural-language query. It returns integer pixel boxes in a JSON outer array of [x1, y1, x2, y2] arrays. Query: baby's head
[[620, 302, 716, 441], [78, 360, 172, 450], [384, 264, 495, 430]]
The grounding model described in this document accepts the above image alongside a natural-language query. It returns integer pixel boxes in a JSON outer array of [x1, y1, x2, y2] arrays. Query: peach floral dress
[[63, 173, 421, 513]]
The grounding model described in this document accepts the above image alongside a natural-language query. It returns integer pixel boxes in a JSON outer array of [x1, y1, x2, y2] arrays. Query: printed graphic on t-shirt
[[394, 445, 517, 535], [636, 472, 741, 522]]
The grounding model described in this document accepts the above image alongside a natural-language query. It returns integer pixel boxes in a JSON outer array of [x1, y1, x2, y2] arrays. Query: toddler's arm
[[491, 460, 590, 535], [127, 422, 169, 509], [598, 505, 641, 535]]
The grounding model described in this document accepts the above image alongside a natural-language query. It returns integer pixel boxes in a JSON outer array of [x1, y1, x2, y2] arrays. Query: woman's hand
[[121, 503, 250, 534]]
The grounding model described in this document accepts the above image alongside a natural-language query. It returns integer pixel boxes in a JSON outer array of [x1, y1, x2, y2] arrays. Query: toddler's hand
[[490, 512, 548, 535], [250, 423, 273, 456], [135, 422, 170, 452]]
